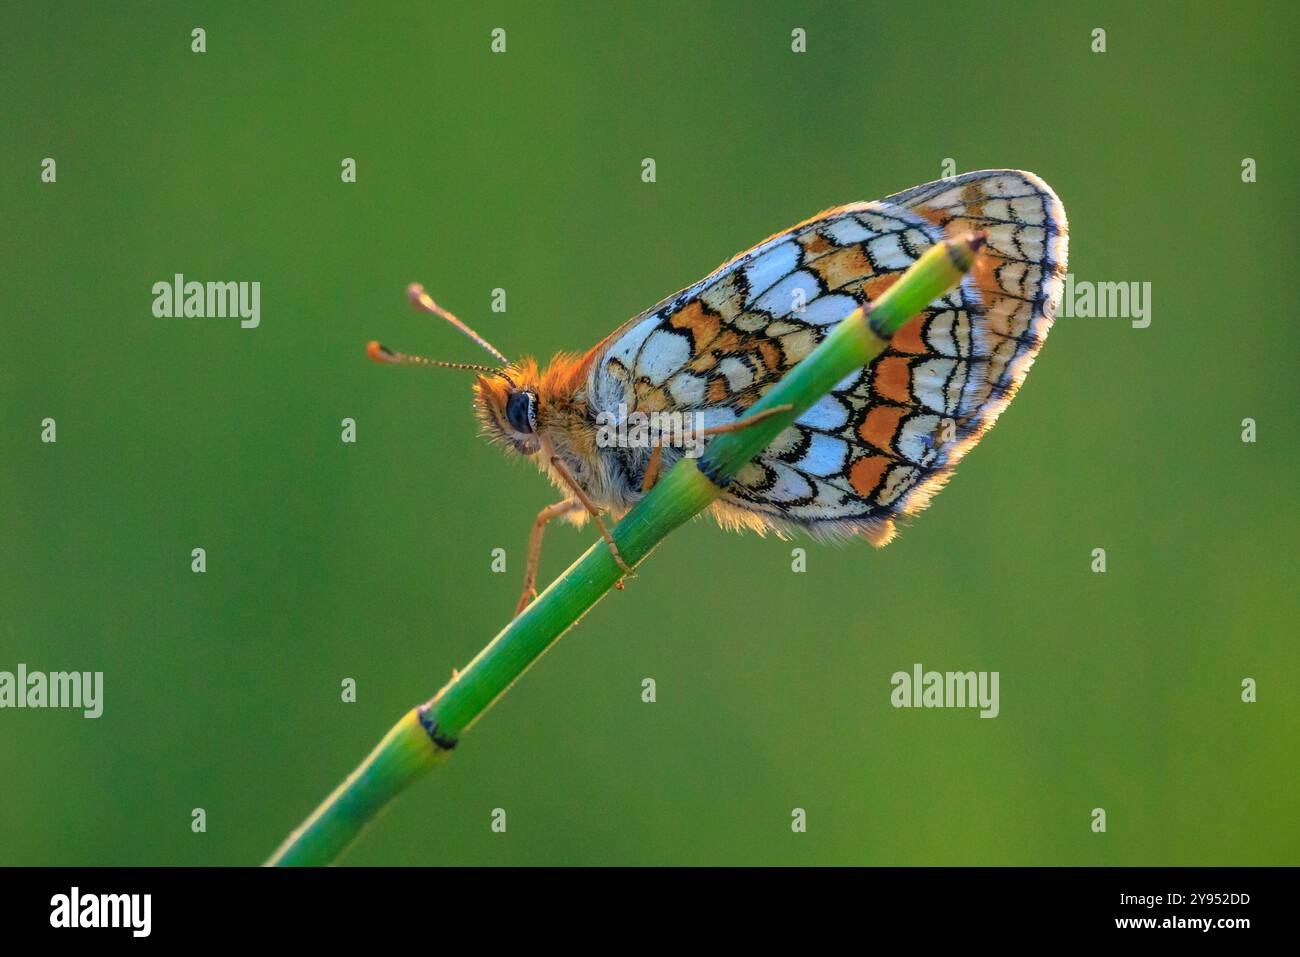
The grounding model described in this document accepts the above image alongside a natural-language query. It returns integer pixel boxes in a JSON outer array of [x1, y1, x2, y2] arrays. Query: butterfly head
[[473, 360, 544, 456]]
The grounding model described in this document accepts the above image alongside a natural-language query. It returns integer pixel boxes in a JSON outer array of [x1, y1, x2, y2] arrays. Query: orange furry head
[[474, 351, 594, 457], [474, 359, 541, 456]]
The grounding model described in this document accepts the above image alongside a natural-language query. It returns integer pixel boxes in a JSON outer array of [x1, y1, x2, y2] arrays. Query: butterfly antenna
[[365, 341, 501, 375], [407, 283, 510, 366]]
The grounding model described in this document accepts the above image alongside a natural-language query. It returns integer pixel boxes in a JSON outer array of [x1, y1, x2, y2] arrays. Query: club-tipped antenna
[[407, 283, 510, 366], [366, 340, 502, 375]]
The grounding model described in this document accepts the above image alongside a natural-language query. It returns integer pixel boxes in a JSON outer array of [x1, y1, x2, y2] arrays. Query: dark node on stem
[[946, 231, 988, 273], [697, 457, 733, 489], [866, 302, 892, 338], [417, 705, 458, 751]]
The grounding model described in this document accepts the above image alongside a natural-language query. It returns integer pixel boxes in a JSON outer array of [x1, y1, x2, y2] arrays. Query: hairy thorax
[[537, 387, 651, 517]]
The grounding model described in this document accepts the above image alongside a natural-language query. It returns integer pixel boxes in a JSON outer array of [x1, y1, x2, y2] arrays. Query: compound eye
[[505, 390, 537, 435]]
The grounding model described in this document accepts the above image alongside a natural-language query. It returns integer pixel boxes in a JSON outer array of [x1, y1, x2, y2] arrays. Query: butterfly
[[369, 169, 1069, 613]]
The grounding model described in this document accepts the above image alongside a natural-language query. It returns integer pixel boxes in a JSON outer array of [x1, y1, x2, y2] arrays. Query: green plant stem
[[266, 234, 982, 866]]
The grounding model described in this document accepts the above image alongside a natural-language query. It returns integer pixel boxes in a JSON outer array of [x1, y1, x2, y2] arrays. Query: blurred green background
[[2, 1, 1296, 866]]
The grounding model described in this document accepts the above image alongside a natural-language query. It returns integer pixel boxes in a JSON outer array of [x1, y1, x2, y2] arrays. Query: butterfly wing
[[587, 170, 1069, 544]]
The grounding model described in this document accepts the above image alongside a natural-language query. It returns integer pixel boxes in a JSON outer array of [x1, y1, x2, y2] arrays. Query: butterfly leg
[[547, 456, 635, 583], [640, 406, 793, 493], [696, 403, 794, 438], [640, 445, 663, 492], [515, 499, 584, 616]]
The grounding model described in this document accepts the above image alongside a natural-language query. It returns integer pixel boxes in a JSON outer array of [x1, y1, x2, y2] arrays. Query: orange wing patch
[[849, 455, 889, 498], [859, 404, 909, 454]]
